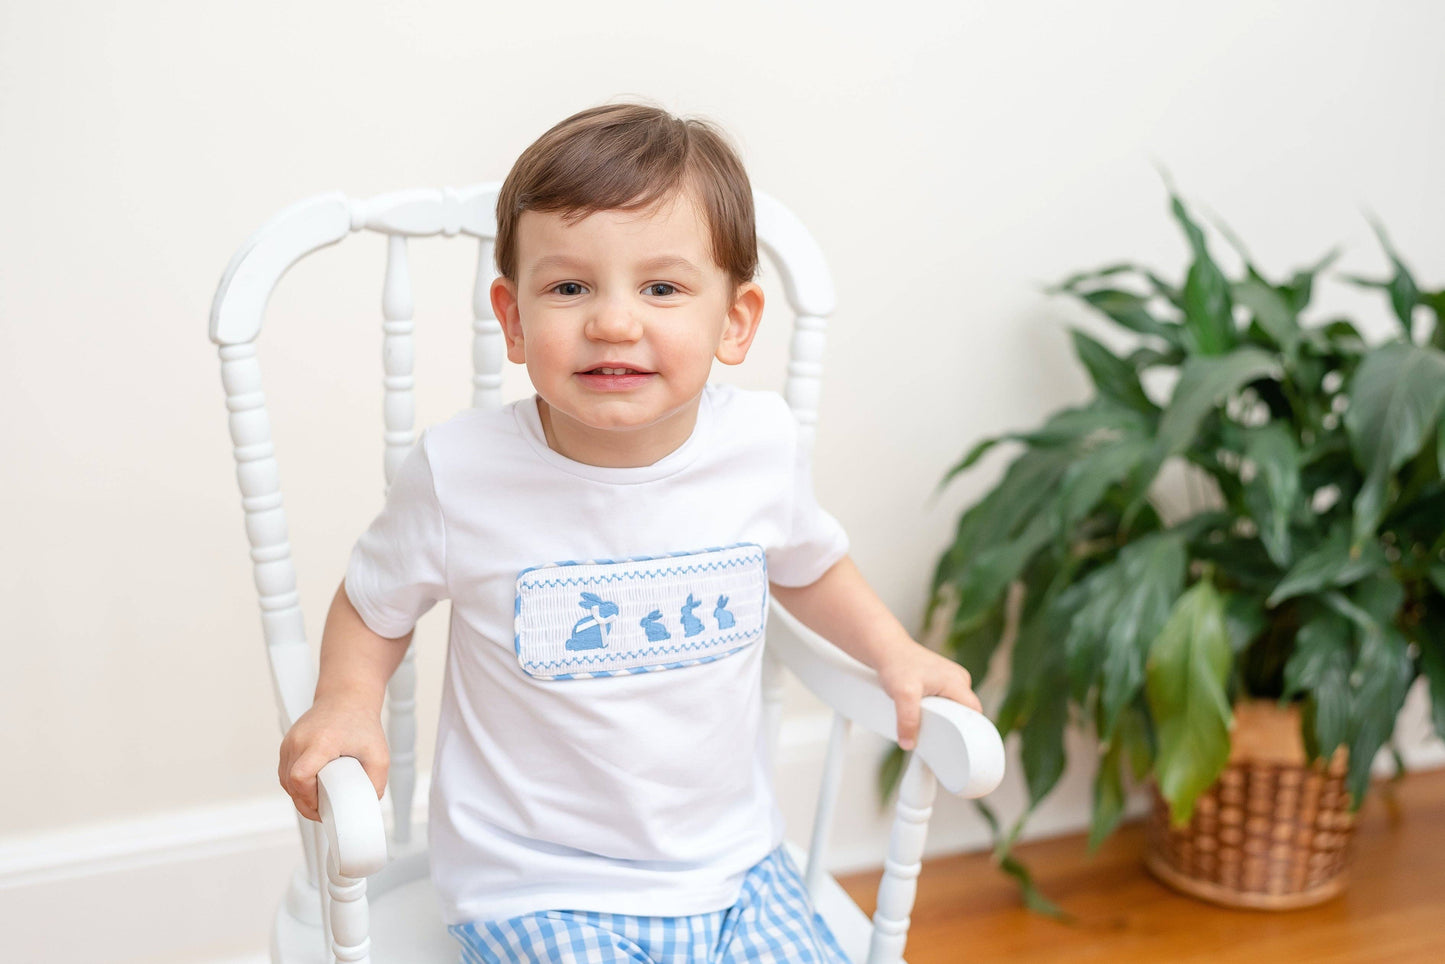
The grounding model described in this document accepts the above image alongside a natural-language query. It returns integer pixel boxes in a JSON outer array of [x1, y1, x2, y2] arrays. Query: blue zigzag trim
[[517, 541, 757, 581], [537, 646, 750, 681], [519, 628, 762, 671], [520, 554, 762, 591]]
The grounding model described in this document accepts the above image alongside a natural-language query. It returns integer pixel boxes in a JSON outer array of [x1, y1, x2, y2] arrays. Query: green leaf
[[1345, 619, 1413, 809], [1126, 345, 1184, 370], [935, 436, 1004, 493], [1057, 436, 1154, 532], [1222, 592, 1268, 655], [1234, 277, 1302, 359], [1344, 342, 1445, 543], [1368, 218, 1423, 339], [1070, 328, 1157, 413], [1190, 531, 1281, 594], [1020, 660, 1070, 808], [997, 853, 1071, 920], [1282, 609, 1353, 758], [1266, 521, 1388, 608], [1416, 605, 1445, 742], [1089, 738, 1127, 853], [1146, 581, 1234, 826], [932, 400, 1150, 501], [1076, 288, 1184, 344], [1077, 533, 1189, 739], [947, 511, 1057, 638], [1281, 247, 1343, 314], [998, 582, 1076, 807], [1316, 575, 1414, 809], [1311, 318, 1368, 357], [1426, 290, 1445, 351], [1047, 262, 1139, 293], [1243, 423, 1301, 568], [1157, 349, 1280, 459], [1118, 700, 1156, 780], [1438, 416, 1445, 478], [934, 445, 1075, 582], [1144, 269, 1185, 310], [1126, 348, 1279, 509], [1063, 565, 1127, 700], [998, 573, 1089, 736], [944, 602, 1006, 689], [1170, 193, 1237, 355], [1021, 400, 1154, 448]]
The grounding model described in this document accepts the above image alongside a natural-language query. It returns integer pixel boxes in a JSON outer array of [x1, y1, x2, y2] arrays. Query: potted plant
[[918, 187, 1445, 913]]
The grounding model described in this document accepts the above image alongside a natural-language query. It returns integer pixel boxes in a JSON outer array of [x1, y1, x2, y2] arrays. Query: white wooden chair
[[208, 183, 1006, 964]]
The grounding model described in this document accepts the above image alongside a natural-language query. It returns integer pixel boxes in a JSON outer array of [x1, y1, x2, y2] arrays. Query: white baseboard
[[3, 688, 1440, 964]]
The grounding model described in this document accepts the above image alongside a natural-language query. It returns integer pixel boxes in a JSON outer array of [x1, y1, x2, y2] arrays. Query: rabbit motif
[[714, 595, 735, 629], [679, 594, 705, 637], [566, 592, 620, 651], [640, 610, 671, 642]]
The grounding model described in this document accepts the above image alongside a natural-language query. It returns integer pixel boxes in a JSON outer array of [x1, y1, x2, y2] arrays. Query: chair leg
[[324, 835, 374, 963], [867, 753, 937, 964]]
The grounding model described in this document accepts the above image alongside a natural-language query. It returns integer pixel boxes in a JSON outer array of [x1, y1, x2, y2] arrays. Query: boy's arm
[[277, 580, 410, 821], [313, 579, 413, 714], [769, 555, 981, 751]]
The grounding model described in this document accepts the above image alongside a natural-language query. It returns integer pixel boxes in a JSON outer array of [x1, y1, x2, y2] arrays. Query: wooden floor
[[837, 767, 1445, 964]]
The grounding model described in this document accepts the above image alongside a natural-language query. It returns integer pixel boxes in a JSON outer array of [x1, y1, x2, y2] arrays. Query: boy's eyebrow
[[526, 254, 705, 277], [635, 256, 704, 277], [528, 255, 586, 274]]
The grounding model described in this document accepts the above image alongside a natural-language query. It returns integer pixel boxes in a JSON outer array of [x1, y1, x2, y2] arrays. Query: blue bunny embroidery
[[714, 595, 735, 629], [566, 592, 619, 651], [514, 544, 768, 680], [680, 594, 705, 637], [640, 609, 671, 641]]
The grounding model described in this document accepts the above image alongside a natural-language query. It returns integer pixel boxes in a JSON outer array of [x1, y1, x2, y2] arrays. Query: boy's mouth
[[577, 368, 655, 391]]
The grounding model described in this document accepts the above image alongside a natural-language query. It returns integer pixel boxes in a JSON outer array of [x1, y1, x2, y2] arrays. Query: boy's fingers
[[896, 695, 921, 751], [286, 751, 332, 813], [954, 684, 984, 713], [361, 757, 389, 799], [939, 667, 984, 713]]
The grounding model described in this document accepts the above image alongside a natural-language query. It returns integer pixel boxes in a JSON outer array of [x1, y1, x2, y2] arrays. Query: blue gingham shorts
[[446, 844, 850, 963]]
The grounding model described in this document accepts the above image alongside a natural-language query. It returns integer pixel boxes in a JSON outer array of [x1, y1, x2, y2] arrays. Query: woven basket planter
[[1143, 700, 1355, 910]]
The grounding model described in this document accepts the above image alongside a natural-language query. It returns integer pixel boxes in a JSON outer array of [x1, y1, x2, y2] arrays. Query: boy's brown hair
[[495, 103, 758, 287]]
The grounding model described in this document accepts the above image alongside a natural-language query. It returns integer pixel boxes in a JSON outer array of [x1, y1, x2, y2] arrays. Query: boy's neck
[[536, 395, 702, 468]]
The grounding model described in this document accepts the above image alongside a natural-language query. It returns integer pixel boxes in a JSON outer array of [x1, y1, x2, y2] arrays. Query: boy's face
[[492, 188, 763, 467]]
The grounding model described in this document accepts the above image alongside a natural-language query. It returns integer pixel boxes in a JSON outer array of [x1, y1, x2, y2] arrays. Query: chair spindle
[[325, 838, 373, 963], [867, 752, 938, 964], [380, 233, 419, 847], [804, 711, 852, 897], [471, 240, 505, 411]]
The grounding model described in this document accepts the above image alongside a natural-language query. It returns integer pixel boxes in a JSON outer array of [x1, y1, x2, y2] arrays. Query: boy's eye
[[645, 283, 677, 297], [551, 282, 586, 296]]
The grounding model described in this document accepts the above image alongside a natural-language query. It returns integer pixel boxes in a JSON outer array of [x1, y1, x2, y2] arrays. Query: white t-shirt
[[344, 381, 850, 924]]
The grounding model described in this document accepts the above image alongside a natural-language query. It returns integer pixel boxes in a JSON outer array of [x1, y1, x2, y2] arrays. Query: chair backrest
[[209, 183, 840, 842]]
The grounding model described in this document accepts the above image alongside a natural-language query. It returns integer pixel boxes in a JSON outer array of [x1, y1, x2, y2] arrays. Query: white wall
[[2, 0, 1443, 956]]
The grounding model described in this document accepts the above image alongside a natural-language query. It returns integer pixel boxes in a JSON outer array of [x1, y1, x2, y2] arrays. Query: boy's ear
[[491, 276, 526, 364], [715, 281, 764, 366]]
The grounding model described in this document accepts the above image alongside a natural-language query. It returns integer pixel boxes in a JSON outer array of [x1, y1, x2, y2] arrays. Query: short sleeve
[[765, 413, 850, 588], [343, 432, 448, 638]]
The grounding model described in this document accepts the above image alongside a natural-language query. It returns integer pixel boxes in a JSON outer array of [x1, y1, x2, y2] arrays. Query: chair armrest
[[316, 757, 389, 878], [766, 598, 1005, 798]]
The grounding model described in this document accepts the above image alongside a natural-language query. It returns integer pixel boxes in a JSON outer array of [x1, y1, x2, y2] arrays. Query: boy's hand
[[876, 642, 982, 752], [278, 700, 389, 822]]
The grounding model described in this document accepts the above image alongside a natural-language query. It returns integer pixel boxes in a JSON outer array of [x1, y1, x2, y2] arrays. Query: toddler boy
[[279, 103, 980, 963]]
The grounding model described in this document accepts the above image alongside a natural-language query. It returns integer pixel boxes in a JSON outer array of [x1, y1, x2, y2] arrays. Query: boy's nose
[[585, 299, 642, 341]]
